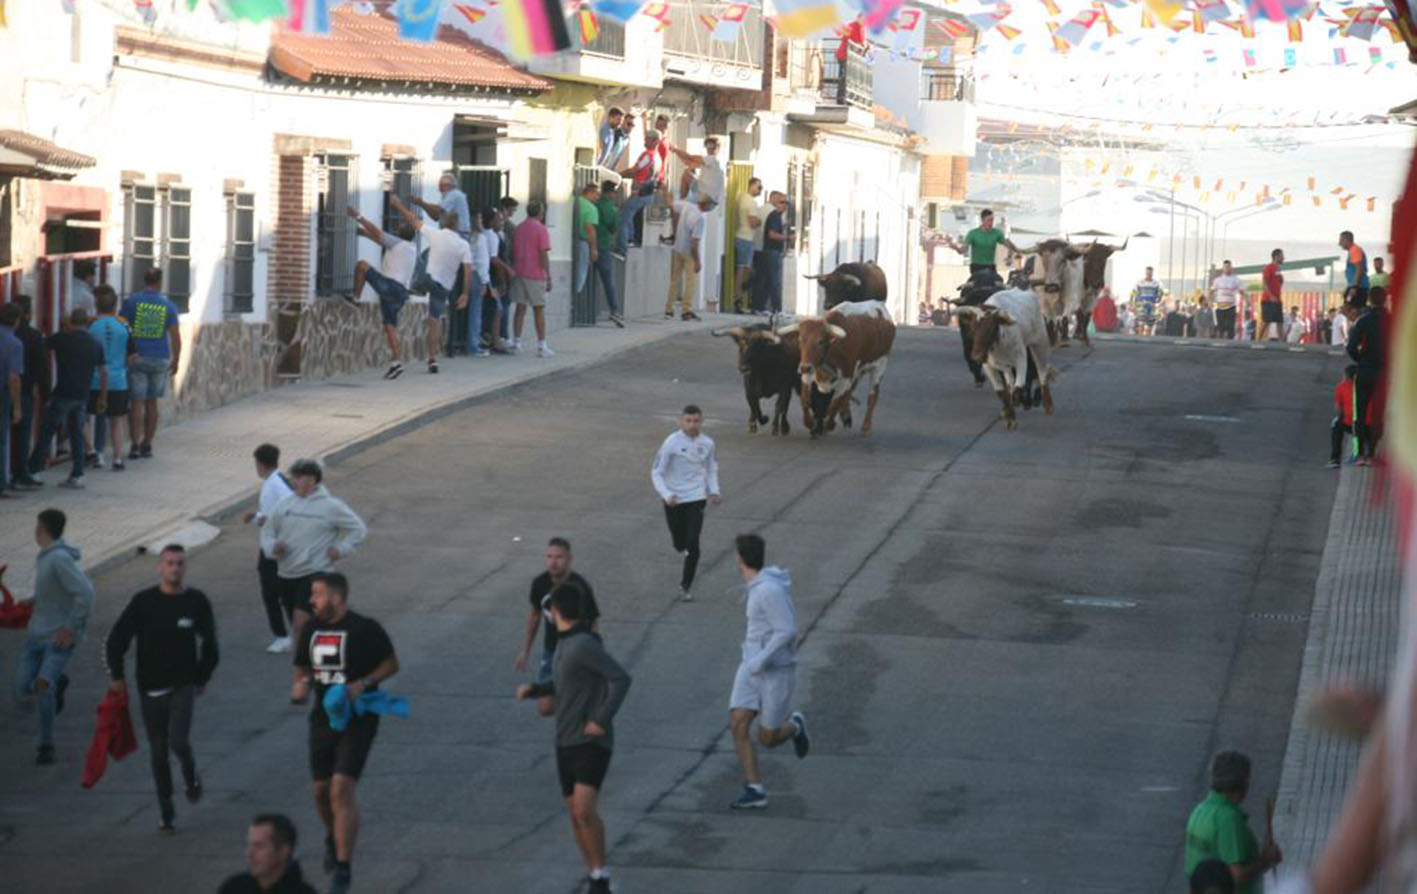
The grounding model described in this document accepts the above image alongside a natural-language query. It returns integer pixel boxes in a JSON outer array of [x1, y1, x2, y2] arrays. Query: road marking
[[1141, 785, 1179, 793], [1184, 414, 1241, 423], [1061, 597, 1137, 609], [1248, 611, 1310, 623]]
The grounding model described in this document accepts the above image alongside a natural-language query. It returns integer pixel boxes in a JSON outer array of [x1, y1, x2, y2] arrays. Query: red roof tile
[[270, 7, 549, 93]]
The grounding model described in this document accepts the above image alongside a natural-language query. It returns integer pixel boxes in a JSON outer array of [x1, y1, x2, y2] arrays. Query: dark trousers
[[257, 551, 287, 637], [139, 685, 197, 810], [969, 263, 994, 276], [663, 500, 706, 590], [753, 252, 783, 313], [958, 321, 985, 384], [593, 250, 620, 314], [1215, 307, 1237, 339], [29, 396, 85, 480], [1354, 368, 1380, 458], [1330, 419, 1354, 463]]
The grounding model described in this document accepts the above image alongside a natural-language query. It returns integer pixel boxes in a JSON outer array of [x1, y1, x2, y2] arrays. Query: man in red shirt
[[1329, 364, 1360, 468], [613, 130, 664, 255], [1260, 249, 1285, 341]]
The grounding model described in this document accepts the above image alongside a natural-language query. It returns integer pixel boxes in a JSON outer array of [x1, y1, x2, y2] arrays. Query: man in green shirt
[[575, 183, 600, 297], [1184, 751, 1281, 893], [949, 208, 1017, 275], [1370, 256, 1389, 290], [593, 181, 623, 327]]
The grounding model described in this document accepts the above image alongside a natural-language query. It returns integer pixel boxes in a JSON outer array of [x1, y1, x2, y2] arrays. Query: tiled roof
[[0, 129, 97, 170], [270, 7, 550, 93]]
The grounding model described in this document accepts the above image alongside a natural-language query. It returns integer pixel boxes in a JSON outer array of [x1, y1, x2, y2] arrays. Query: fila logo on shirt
[[311, 631, 348, 685]]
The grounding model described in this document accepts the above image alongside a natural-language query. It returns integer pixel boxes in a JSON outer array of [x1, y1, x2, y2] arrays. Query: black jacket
[[1346, 309, 1384, 369], [106, 587, 219, 692], [218, 862, 317, 894]]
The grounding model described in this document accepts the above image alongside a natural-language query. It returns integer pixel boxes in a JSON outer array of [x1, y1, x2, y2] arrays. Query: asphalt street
[[1, 328, 1345, 894]]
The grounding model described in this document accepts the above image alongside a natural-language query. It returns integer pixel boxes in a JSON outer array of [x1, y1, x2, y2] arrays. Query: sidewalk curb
[[75, 319, 718, 579]]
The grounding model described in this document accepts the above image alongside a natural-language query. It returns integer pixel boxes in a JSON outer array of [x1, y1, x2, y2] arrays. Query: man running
[[105, 544, 219, 833], [514, 538, 600, 712], [1209, 260, 1244, 340], [265, 458, 367, 656], [346, 206, 417, 379], [516, 584, 632, 894], [728, 534, 810, 810], [1130, 267, 1163, 336], [291, 573, 398, 894], [244, 443, 294, 653], [390, 195, 470, 375], [651, 404, 721, 601]]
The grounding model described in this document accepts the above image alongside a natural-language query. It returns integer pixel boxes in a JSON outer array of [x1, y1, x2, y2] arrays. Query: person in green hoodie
[[592, 180, 624, 327], [15, 508, 95, 765]]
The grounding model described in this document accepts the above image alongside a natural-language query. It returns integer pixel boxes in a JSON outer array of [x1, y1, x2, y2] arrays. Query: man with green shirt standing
[[592, 181, 624, 327], [1184, 751, 1281, 893], [575, 183, 600, 299], [948, 209, 1017, 275]]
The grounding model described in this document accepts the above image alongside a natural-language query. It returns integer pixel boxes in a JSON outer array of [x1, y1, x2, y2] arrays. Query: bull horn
[[1102, 236, 1130, 253], [802, 274, 822, 280], [1014, 243, 1038, 254], [776, 323, 800, 336], [709, 325, 740, 337], [839, 273, 861, 287], [827, 324, 847, 339]]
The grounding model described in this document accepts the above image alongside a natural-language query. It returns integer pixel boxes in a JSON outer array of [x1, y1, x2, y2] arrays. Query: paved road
[[1, 329, 1344, 894]]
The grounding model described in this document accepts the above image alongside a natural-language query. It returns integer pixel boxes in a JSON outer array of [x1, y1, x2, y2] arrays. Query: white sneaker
[[537, 342, 555, 357], [265, 636, 292, 654]]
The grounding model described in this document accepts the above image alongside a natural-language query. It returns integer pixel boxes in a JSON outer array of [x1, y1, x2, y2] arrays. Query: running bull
[[805, 261, 888, 310], [954, 288, 1058, 431], [712, 323, 801, 436], [777, 305, 896, 439]]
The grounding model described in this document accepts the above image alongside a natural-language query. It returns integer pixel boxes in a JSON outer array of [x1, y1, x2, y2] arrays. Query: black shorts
[[278, 574, 315, 615], [309, 709, 380, 781], [556, 743, 612, 798], [88, 389, 130, 417], [1260, 302, 1284, 324]]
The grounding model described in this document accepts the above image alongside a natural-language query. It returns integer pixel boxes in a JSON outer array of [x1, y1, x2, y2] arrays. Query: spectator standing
[[1209, 261, 1244, 340], [931, 299, 950, 327], [1345, 287, 1386, 464], [290, 573, 398, 894], [1338, 230, 1369, 305], [15, 508, 95, 764], [70, 259, 97, 317], [1259, 249, 1285, 340], [1194, 295, 1216, 339], [613, 130, 664, 256], [244, 443, 294, 654], [11, 296, 48, 489], [514, 538, 599, 716], [651, 404, 720, 601], [119, 268, 180, 459], [28, 308, 105, 489], [1184, 751, 1281, 893], [592, 181, 624, 327], [1328, 365, 1360, 468], [575, 183, 601, 297], [1162, 302, 1192, 337], [264, 458, 367, 654], [510, 200, 555, 357], [727, 534, 810, 810], [1130, 267, 1163, 335], [1285, 306, 1306, 344], [410, 173, 471, 241], [755, 191, 788, 315], [948, 209, 1017, 275], [1370, 256, 1389, 290], [1330, 303, 1352, 347], [346, 207, 416, 380], [516, 585, 632, 894], [1189, 859, 1237, 894], [465, 211, 492, 358], [390, 196, 470, 375], [484, 207, 515, 353], [0, 304, 22, 497], [666, 195, 714, 321], [596, 107, 627, 170], [87, 285, 133, 469], [917, 301, 931, 326], [105, 544, 219, 833], [218, 813, 318, 894], [733, 178, 765, 313]]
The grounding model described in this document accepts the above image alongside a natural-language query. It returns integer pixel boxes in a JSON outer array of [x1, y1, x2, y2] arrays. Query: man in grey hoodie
[[265, 459, 367, 660], [516, 583, 631, 894], [14, 508, 95, 764], [728, 533, 809, 810]]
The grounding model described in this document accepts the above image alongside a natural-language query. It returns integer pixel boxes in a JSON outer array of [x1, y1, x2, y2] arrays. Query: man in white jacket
[[244, 443, 294, 654], [264, 459, 367, 660], [727, 534, 809, 811], [650, 405, 720, 602]]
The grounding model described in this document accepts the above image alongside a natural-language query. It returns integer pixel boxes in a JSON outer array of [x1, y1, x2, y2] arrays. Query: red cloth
[[82, 688, 138, 789], [1262, 263, 1283, 302], [1334, 379, 1373, 426], [836, 21, 865, 60], [1092, 295, 1118, 332], [0, 565, 33, 630]]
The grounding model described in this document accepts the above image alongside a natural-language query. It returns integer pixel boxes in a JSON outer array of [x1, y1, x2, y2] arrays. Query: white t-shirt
[[379, 233, 416, 287], [1211, 274, 1243, 309], [478, 229, 499, 283], [469, 229, 490, 283], [698, 156, 725, 204], [71, 279, 96, 316], [424, 226, 472, 290], [1286, 317, 1305, 344], [1330, 312, 1349, 346], [673, 200, 706, 258]]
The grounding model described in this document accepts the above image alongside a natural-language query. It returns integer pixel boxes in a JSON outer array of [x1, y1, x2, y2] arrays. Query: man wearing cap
[[264, 460, 367, 658], [1184, 751, 1282, 893]]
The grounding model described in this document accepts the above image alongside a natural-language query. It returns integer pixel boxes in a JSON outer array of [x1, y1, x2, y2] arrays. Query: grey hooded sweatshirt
[[29, 539, 96, 641], [741, 566, 797, 674], [262, 484, 367, 579]]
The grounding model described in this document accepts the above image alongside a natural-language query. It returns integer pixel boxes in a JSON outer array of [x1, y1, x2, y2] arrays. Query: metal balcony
[[661, 0, 764, 83], [582, 19, 626, 58], [818, 41, 872, 109], [923, 70, 974, 103]]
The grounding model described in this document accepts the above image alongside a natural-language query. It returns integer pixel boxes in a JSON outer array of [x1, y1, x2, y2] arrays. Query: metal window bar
[[124, 184, 157, 295], [225, 191, 255, 314], [382, 157, 419, 236], [316, 155, 357, 297], [923, 71, 972, 102], [445, 167, 510, 356], [661, 1, 764, 68], [818, 40, 872, 108], [570, 164, 613, 327], [581, 17, 625, 57], [164, 186, 192, 312]]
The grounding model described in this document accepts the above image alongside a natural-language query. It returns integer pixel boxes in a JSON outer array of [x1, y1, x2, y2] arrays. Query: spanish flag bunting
[[1307, 176, 1316, 190], [452, 3, 486, 24], [1040, 0, 1060, 14], [935, 16, 973, 37], [996, 22, 1021, 38], [1089, 3, 1120, 36], [698, 12, 715, 28], [1287, 18, 1303, 40], [1312, 195, 1322, 207], [1191, 10, 1205, 31], [577, 1, 598, 42], [1283, 193, 1292, 205], [1366, 196, 1376, 211], [772, 0, 839, 35]]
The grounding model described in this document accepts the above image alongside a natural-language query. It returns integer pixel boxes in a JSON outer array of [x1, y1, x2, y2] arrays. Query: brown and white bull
[[1020, 238, 1084, 346], [1069, 238, 1127, 347], [777, 305, 895, 439], [954, 288, 1058, 430], [805, 261, 889, 310]]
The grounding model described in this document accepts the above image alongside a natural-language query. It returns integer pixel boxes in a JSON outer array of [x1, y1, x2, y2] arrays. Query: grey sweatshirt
[[263, 485, 367, 579], [741, 566, 797, 674], [543, 628, 632, 750], [29, 540, 95, 641]]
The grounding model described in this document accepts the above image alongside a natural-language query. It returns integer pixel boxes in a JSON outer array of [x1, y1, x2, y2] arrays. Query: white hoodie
[[651, 430, 720, 503], [741, 566, 797, 674], [263, 485, 367, 579]]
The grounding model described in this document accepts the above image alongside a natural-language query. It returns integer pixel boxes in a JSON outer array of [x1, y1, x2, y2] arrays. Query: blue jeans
[[466, 271, 488, 355], [575, 241, 591, 294], [593, 249, 619, 314], [29, 396, 85, 480], [13, 387, 36, 484], [15, 636, 75, 747], [615, 193, 656, 252], [0, 391, 9, 489], [537, 650, 555, 685]]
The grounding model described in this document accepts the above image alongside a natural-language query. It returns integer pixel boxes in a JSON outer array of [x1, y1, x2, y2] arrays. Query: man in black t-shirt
[[28, 308, 106, 488], [515, 538, 599, 714], [291, 572, 397, 894], [753, 191, 788, 314]]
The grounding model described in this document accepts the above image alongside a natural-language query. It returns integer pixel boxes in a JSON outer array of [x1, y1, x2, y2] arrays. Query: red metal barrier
[[0, 265, 22, 306], [34, 252, 113, 334]]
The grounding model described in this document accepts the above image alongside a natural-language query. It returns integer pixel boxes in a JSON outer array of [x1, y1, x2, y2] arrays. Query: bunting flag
[[449, 2, 486, 26], [592, 0, 644, 23], [1221, 17, 1257, 35], [1287, 17, 1304, 38], [895, 7, 921, 30], [857, 0, 905, 33], [1367, 196, 1377, 211], [697, 11, 716, 28], [1140, 8, 1158, 26], [499, 0, 571, 55], [935, 16, 973, 36], [287, 0, 331, 33], [1246, 0, 1311, 21], [712, 2, 747, 41], [1054, 8, 1101, 44], [1333, 45, 1347, 61], [1045, 21, 1070, 49], [1243, 46, 1257, 64], [996, 22, 1021, 37], [1040, 0, 1060, 14], [773, 0, 839, 36], [1195, 0, 1230, 22], [1345, 5, 1382, 37], [1369, 43, 1384, 58], [577, 1, 598, 42], [217, 0, 289, 19], [1283, 45, 1297, 63], [397, 0, 445, 40], [1090, 1, 1121, 34], [134, 0, 157, 22], [1143, 0, 1186, 25]]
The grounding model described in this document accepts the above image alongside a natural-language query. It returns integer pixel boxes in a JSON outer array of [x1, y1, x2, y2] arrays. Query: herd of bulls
[[712, 240, 1124, 438]]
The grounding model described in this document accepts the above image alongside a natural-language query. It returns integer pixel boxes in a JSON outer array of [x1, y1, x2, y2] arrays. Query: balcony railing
[[923, 71, 974, 102], [662, 1, 763, 68], [582, 18, 625, 58], [819, 40, 872, 109]]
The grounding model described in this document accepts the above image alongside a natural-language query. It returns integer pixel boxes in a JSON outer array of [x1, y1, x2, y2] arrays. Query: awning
[[0, 130, 97, 180]]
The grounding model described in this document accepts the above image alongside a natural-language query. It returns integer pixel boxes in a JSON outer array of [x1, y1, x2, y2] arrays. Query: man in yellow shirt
[[733, 178, 764, 313]]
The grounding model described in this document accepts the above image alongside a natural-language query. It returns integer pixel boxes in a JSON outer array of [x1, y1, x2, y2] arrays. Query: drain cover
[[1061, 597, 1137, 609]]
